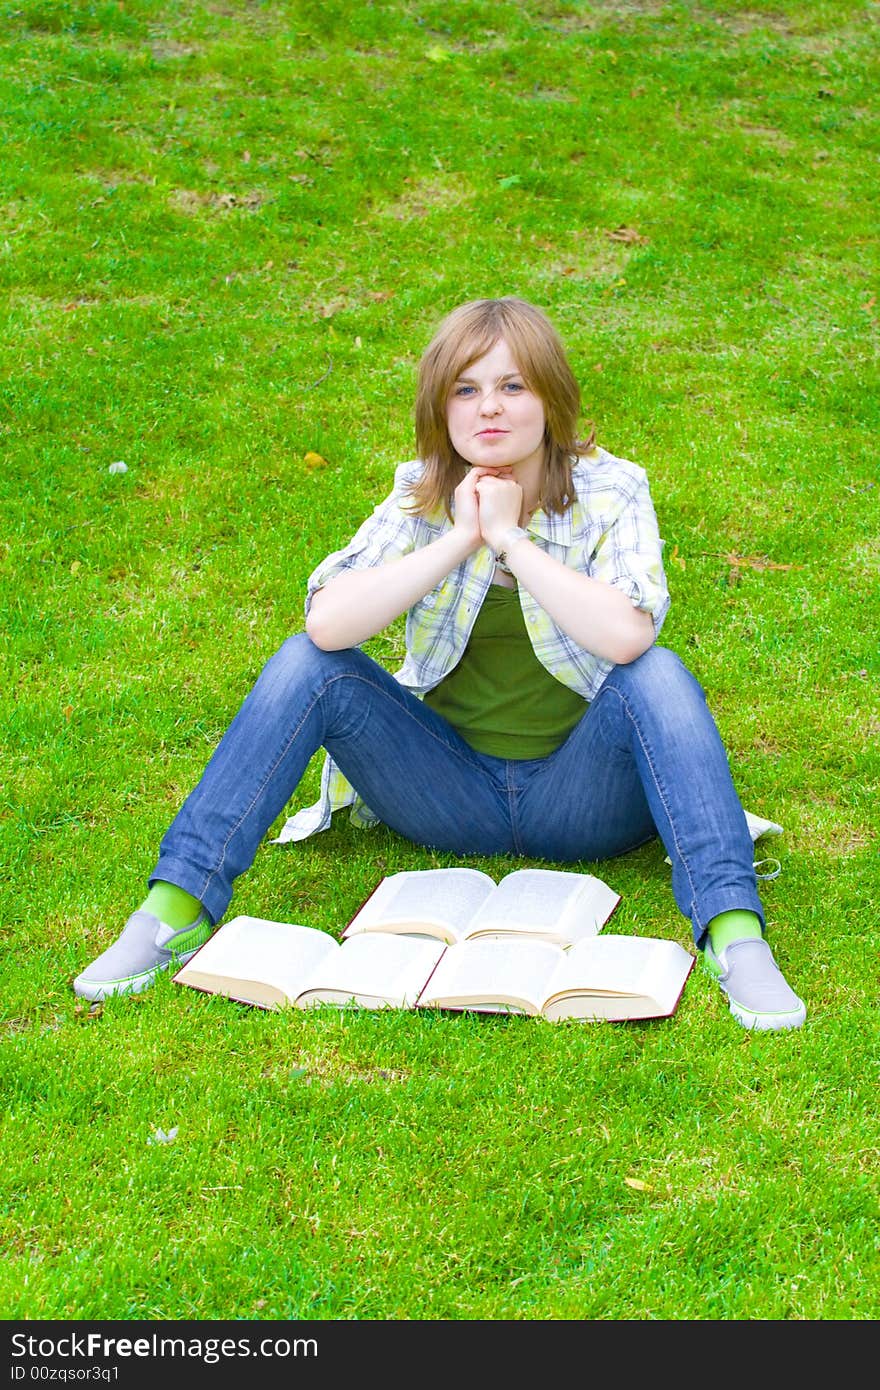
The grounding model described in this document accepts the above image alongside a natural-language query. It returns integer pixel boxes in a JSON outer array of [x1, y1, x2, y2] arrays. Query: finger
[[468, 466, 508, 483], [475, 475, 519, 493], [456, 469, 484, 496]]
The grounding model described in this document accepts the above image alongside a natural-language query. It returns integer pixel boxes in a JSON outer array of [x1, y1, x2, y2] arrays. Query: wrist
[[446, 525, 482, 560], [492, 525, 529, 567]]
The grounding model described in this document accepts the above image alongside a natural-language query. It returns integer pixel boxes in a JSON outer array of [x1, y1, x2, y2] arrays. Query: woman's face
[[445, 337, 546, 475]]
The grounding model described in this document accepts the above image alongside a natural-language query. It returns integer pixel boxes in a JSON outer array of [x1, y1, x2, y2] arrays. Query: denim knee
[[606, 645, 706, 709], [266, 630, 329, 678], [253, 632, 363, 718]]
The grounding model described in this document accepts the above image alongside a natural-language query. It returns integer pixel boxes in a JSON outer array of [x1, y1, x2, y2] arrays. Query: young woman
[[74, 297, 805, 1030]]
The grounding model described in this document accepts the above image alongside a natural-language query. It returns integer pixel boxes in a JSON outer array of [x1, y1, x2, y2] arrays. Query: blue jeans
[[152, 634, 764, 945]]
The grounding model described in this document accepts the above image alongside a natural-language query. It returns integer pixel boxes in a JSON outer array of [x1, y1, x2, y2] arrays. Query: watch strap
[[495, 525, 528, 570]]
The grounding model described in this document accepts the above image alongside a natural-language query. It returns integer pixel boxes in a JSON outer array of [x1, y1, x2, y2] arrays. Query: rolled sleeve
[[589, 472, 670, 635]]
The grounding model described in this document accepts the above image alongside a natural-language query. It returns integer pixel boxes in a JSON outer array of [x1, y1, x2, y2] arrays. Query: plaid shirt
[[272, 446, 670, 844]]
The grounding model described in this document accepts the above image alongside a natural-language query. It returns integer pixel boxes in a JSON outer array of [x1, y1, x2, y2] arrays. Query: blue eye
[[454, 385, 476, 396], [503, 382, 524, 393]]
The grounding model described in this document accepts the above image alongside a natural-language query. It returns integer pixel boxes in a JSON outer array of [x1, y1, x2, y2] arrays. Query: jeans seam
[[199, 670, 499, 901], [600, 682, 702, 925], [506, 761, 525, 856]]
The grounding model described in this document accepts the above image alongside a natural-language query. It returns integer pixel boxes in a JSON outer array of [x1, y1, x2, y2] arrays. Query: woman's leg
[[152, 633, 516, 923], [75, 634, 517, 999], [516, 645, 764, 944], [515, 646, 804, 1029]]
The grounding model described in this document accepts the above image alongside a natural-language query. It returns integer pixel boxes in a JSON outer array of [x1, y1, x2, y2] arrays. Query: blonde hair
[[409, 296, 594, 519]]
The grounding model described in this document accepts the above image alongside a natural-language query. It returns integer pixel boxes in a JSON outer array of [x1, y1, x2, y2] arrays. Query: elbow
[[609, 614, 656, 666], [614, 638, 653, 666], [305, 599, 360, 652], [304, 604, 340, 652]]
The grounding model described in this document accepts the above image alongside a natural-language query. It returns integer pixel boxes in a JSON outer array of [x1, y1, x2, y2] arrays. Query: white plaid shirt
[[272, 446, 670, 844]]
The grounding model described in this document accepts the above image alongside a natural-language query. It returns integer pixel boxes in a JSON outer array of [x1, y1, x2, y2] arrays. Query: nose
[[479, 388, 503, 416]]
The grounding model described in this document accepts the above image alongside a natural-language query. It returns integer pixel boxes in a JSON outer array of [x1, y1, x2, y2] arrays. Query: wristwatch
[[495, 525, 529, 572]]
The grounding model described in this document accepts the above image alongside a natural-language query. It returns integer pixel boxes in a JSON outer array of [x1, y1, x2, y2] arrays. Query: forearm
[[499, 533, 656, 665], [305, 529, 476, 650]]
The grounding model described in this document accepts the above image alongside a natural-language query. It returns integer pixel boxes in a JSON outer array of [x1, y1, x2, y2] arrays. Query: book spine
[[411, 946, 449, 1006], [343, 876, 386, 931]]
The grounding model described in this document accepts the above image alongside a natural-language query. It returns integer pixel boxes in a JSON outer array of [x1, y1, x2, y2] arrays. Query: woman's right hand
[[307, 473, 493, 650], [452, 466, 512, 553], [308, 465, 516, 650]]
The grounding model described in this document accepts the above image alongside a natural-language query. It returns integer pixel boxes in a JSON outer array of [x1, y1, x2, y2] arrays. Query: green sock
[[142, 882, 204, 931], [708, 909, 763, 953]]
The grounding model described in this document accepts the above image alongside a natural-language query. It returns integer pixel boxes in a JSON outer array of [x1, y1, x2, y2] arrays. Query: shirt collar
[[528, 503, 574, 547]]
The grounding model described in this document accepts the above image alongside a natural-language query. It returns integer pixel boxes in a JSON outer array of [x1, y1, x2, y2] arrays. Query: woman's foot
[[73, 906, 211, 1001], [701, 936, 806, 1031]]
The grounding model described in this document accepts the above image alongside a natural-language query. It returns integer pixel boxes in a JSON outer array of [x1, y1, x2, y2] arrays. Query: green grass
[[1, 0, 878, 1321]]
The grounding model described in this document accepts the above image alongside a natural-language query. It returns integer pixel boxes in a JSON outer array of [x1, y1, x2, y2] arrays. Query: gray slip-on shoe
[[73, 909, 212, 1002], [701, 936, 806, 1031]]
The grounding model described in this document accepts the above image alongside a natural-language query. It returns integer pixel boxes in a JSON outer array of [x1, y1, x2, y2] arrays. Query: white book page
[[541, 935, 693, 1018], [296, 933, 447, 1009], [175, 916, 338, 1003], [416, 937, 565, 1015], [465, 868, 619, 943], [342, 868, 496, 943]]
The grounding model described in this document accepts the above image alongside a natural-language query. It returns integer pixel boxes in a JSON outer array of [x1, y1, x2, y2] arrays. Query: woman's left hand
[[474, 473, 523, 552]]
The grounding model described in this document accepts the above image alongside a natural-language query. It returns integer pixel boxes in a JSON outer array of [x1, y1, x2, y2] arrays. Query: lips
[[477, 429, 507, 437]]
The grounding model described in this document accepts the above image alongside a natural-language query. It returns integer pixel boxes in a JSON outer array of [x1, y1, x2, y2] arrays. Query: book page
[[295, 932, 447, 1010], [341, 867, 496, 944], [173, 916, 339, 1009], [464, 868, 620, 944], [541, 935, 695, 1022], [415, 937, 565, 1015]]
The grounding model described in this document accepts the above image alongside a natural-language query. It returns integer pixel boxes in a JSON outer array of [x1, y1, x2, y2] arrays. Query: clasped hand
[[453, 466, 523, 554]]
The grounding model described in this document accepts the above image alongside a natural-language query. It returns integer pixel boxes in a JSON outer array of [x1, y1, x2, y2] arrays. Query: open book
[[173, 915, 694, 1022], [341, 866, 620, 947], [415, 934, 695, 1021], [173, 915, 447, 1012]]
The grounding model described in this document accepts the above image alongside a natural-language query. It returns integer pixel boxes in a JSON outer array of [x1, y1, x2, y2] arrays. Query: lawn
[[1, 0, 878, 1322]]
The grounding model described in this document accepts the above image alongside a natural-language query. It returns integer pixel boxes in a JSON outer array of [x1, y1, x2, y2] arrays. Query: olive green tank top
[[423, 583, 587, 759]]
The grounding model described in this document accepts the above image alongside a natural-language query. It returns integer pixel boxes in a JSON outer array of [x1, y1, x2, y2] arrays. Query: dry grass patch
[[267, 1050, 411, 1088], [736, 124, 798, 152], [377, 174, 472, 223], [539, 1, 670, 32], [149, 40, 201, 61], [168, 187, 271, 214]]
